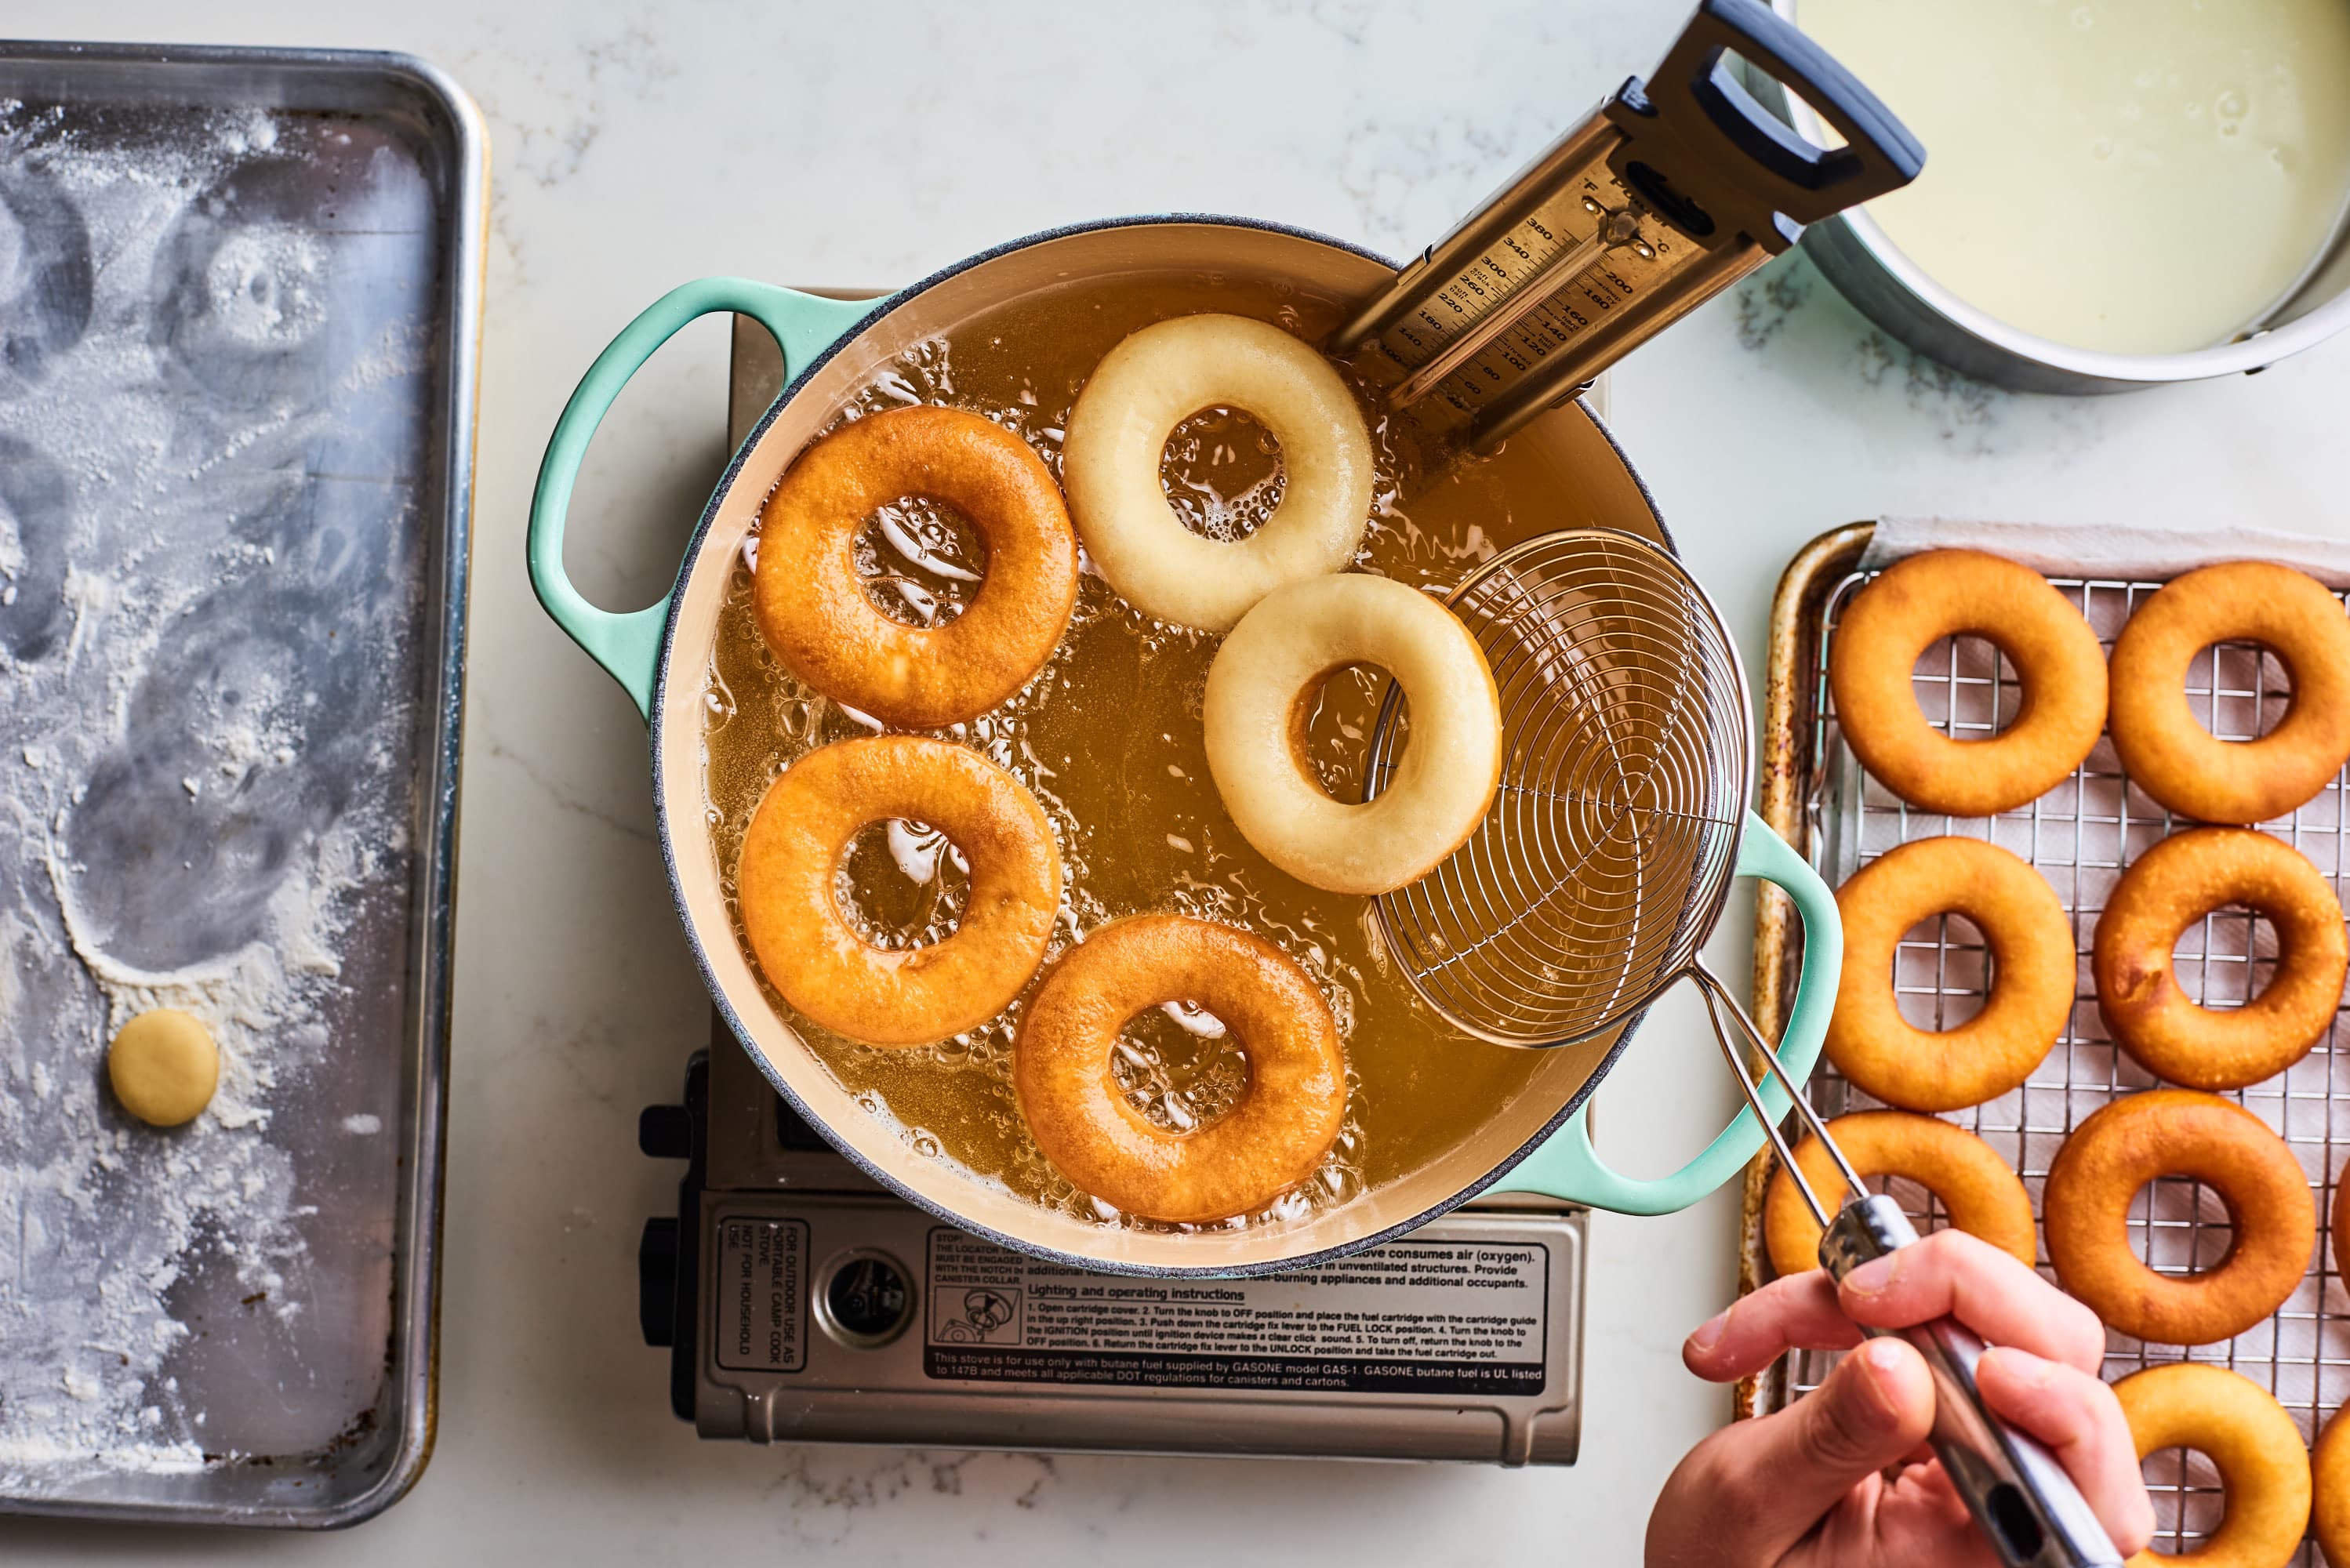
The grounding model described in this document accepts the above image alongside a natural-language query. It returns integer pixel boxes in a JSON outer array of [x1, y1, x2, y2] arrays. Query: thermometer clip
[[1332, 0, 1925, 449]]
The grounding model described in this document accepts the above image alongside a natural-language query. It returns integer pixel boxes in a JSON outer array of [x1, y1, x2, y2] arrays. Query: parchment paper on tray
[[1864, 514, 2350, 590], [0, 48, 478, 1526]]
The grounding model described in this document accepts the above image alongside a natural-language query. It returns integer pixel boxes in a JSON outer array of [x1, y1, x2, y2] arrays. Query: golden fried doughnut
[[2110, 561, 2350, 826], [2314, 1397, 2350, 1566], [1763, 1111, 2036, 1277], [1013, 913, 1346, 1223], [2114, 1363, 2310, 1568], [1062, 314, 1373, 631], [754, 405, 1078, 729], [2044, 1091, 2314, 1345], [2335, 1162, 2350, 1283], [2094, 828, 2347, 1091], [1829, 550, 2106, 817], [1202, 573, 1501, 895], [736, 735, 1061, 1047], [1825, 837, 2076, 1112]]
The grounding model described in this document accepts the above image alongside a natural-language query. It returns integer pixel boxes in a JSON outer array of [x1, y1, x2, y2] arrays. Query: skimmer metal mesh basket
[[1367, 528, 1754, 1047]]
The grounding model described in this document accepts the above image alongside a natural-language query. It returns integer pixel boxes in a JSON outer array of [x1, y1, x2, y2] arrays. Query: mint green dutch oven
[[528, 216, 1839, 1276]]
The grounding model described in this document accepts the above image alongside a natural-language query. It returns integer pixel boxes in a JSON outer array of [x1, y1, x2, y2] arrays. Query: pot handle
[[528, 278, 876, 721], [1491, 813, 1840, 1215]]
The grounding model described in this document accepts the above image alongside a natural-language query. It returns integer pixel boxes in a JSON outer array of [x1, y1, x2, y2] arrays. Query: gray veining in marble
[[9, 0, 2350, 1560]]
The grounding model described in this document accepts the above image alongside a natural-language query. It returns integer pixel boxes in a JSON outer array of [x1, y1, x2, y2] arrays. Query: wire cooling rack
[[1770, 564, 2350, 1563]]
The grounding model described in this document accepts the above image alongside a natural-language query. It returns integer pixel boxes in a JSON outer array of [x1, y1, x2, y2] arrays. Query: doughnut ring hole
[[2169, 902, 2278, 1012], [1893, 910, 1992, 1031], [2188, 639, 2292, 744], [834, 818, 972, 950], [1910, 633, 2021, 741], [1291, 662, 1399, 801], [1160, 405, 1284, 543], [2131, 1174, 2238, 1279], [852, 495, 989, 629], [1855, 1172, 1947, 1234], [2142, 1443, 2228, 1553], [1111, 1002, 1249, 1134]]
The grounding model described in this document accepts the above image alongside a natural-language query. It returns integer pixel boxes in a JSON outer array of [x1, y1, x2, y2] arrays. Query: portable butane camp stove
[[637, 1011, 1586, 1463]]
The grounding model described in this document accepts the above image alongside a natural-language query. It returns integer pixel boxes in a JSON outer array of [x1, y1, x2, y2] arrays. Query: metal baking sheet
[[0, 42, 481, 1526], [1744, 524, 2350, 1563]]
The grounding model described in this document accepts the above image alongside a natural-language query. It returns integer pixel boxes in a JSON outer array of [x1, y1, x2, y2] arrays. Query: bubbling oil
[[703, 270, 1616, 1232]]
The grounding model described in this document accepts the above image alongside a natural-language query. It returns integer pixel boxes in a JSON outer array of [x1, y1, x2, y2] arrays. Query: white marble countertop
[[13, 0, 2350, 1559]]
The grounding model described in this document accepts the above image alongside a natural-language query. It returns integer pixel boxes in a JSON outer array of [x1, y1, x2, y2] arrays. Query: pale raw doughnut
[[1062, 313, 1374, 631], [1204, 573, 1502, 896], [107, 1008, 219, 1127]]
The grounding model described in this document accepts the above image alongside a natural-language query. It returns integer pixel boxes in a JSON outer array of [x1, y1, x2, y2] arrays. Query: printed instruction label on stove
[[715, 1217, 808, 1373], [922, 1229, 1547, 1394]]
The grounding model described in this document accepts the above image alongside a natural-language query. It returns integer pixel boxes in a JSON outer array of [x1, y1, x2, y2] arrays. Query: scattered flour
[[199, 223, 326, 349], [0, 96, 428, 1490], [0, 499, 22, 583]]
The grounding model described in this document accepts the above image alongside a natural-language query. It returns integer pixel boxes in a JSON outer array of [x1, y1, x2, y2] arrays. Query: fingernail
[[1687, 1309, 1731, 1354], [1981, 1345, 2053, 1388], [1843, 1252, 1901, 1297], [1849, 1341, 1912, 1431], [1865, 1338, 1909, 1373]]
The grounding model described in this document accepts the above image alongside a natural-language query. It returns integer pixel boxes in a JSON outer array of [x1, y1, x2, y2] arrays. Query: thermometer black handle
[[1608, 0, 1924, 250]]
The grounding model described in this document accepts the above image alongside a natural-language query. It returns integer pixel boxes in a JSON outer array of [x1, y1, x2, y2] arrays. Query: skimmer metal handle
[[1822, 1200, 2126, 1568], [1704, 995, 2124, 1568]]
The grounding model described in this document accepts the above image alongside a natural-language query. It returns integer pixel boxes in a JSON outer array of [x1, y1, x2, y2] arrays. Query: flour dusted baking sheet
[[0, 45, 480, 1526], [1746, 524, 2350, 1564]]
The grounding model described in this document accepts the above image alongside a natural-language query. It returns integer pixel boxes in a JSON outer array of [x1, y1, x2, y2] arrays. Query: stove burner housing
[[637, 1011, 1586, 1464]]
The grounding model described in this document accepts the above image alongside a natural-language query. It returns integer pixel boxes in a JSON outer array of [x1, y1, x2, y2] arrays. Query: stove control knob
[[638, 1218, 681, 1347], [638, 1103, 692, 1160], [816, 1250, 915, 1348]]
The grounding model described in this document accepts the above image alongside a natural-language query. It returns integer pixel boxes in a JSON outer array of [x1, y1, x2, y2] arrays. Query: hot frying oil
[[703, 272, 1607, 1231]]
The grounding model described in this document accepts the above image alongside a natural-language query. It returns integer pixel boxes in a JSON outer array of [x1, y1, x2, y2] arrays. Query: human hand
[[1645, 1229, 2154, 1567]]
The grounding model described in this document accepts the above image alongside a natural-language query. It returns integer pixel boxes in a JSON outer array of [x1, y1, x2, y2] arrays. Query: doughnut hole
[[2167, 902, 2279, 1012], [1111, 1001, 1249, 1134], [1289, 662, 1397, 802], [2130, 1173, 2238, 1279], [2138, 1443, 2227, 1557], [833, 818, 970, 950], [1891, 910, 1992, 1032], [1161, 404, 1284, 543], [853, 495, 988, 628], [1909, 633, 2019, 741], [2188, 638, 2291, 744]]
